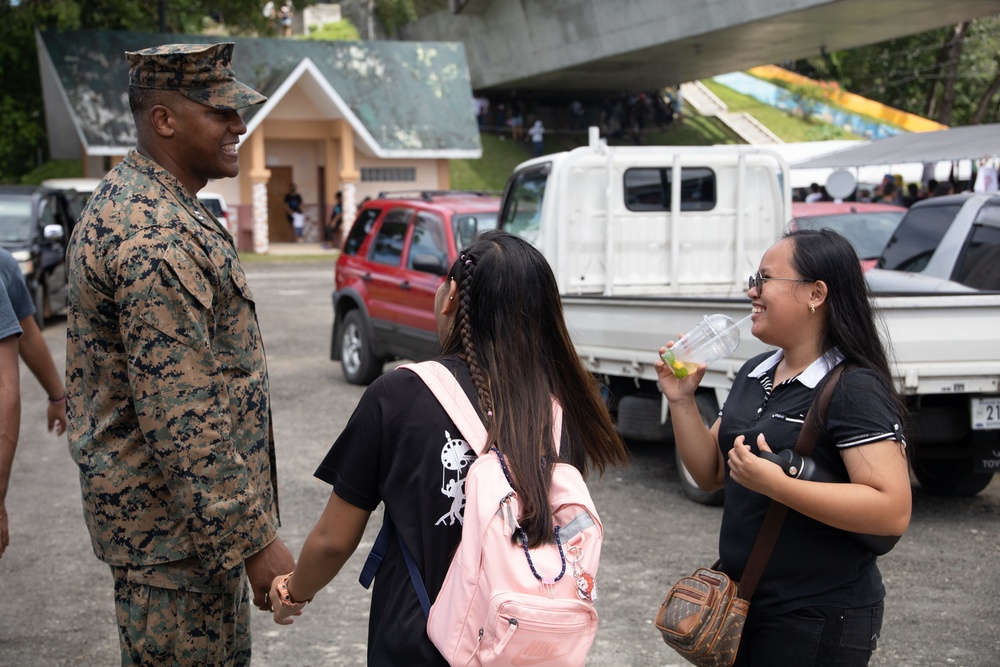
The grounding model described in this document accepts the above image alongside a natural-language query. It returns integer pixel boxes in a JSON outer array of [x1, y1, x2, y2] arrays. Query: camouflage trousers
[[111, 557, 251, 666]]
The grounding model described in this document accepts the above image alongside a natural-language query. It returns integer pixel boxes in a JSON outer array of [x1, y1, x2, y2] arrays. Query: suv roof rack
[[375, 189, 500, 201]]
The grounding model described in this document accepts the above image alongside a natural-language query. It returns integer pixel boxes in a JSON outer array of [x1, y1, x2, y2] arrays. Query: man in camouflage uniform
[[66, 42, 295, 666]]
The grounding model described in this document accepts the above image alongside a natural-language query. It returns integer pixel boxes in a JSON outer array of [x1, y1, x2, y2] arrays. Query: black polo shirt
[[717, 349, 905, 616]]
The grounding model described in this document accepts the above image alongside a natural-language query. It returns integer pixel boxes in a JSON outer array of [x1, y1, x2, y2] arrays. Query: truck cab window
[[624, 167, 716, 212], [953, 204, 1000, 290], [879, 203, 962, 272], [500, 167, 548, 243]]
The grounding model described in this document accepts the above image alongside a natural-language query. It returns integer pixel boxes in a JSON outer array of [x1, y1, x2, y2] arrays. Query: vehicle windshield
[[453, 212, 498, 249], [794, 211, 904, 259], [0, 197, 35, 243], [878, 203, 963, 272], [498, 166, 549, 244]]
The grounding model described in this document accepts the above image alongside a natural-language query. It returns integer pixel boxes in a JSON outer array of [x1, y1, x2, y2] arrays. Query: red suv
[[331, 191, 500, 384]]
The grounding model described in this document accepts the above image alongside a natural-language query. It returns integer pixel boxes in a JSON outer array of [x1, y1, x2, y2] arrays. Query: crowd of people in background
[[472, 87, 682, 150], [793, 158, 999, 206]]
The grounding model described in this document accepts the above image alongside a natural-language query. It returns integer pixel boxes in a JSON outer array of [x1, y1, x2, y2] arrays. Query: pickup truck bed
[[563, 290, 1000, 497]]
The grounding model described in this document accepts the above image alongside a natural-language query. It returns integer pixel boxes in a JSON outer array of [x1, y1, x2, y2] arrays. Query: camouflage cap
[[126, 42, 266, 110]]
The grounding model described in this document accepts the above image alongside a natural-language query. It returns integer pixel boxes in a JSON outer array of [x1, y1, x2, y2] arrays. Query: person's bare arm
[[16, 316, 65, 435], [0, 335, 22, 558], [270, 492, 371, 624]]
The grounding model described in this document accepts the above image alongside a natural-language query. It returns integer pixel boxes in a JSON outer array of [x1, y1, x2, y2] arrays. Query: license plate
[[971, 397, 1000, 430]]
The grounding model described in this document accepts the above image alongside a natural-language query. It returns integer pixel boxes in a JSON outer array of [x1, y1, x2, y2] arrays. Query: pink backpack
[[365, 361, 603, 666]]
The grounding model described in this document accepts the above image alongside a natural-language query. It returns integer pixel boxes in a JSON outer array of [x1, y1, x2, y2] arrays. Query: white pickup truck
[[497, 130, 1000, 503]]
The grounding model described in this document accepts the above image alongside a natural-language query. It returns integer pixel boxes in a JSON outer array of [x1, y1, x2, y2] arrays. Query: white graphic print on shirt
[[436, 429, 475, 525]]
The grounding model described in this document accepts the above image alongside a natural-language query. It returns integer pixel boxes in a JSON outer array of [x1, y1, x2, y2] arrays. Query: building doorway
[[268, 166, 295, 243]]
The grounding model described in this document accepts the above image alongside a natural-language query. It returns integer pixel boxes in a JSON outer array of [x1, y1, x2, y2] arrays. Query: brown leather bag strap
[[736, 363, 846, 600]]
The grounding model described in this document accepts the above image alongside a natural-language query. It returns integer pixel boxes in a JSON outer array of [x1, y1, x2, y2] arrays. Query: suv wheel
[[340, 310, 383, 385]]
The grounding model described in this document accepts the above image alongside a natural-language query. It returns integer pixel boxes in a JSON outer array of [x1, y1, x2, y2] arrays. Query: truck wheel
[[676, 394, 724, 506], [912, 456, 994, 497], [32, 282, 45, 328], [340, 310, 382, 385]]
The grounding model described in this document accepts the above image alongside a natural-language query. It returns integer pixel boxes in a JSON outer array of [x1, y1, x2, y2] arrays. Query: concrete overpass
[[400, 0, 1000, 94]]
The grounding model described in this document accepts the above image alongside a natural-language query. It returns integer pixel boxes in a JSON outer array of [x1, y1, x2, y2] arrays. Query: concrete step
[[680, 81, 727, 117], [718, 110, 783, 145]]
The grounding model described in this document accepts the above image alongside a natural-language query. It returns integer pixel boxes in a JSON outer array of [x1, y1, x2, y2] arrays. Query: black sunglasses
[[748, 271, 811, 294]]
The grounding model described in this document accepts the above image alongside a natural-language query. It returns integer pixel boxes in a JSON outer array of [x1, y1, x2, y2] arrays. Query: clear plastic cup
[[661, 314, 744, 378]]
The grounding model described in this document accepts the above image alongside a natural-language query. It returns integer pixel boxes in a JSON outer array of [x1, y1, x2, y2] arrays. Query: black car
[[0, 185, 76, 326]]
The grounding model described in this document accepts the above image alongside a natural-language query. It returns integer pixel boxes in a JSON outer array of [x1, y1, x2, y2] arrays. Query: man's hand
[[47, 401, 66, 436], [244, 536, 296, 611]]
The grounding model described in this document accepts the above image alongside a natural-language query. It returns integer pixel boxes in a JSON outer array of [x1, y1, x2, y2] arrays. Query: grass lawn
[[701, 79, 858, 142]]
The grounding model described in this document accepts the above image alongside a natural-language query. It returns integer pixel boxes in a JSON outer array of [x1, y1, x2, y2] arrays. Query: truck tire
[[339, 310, 383, 385], [676, 394, 724, 506], [912, 456, 994, 497]]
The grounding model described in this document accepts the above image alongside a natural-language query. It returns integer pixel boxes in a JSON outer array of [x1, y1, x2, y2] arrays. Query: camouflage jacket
[[66, 150, 278, 575]]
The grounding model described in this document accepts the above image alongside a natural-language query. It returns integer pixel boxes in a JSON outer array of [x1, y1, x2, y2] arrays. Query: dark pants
[[734, 601, 883, 667]]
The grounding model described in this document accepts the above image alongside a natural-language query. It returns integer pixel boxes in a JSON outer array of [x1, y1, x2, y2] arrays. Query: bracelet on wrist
[[48, 395, 66, 404], [275, 572, 312, 607]]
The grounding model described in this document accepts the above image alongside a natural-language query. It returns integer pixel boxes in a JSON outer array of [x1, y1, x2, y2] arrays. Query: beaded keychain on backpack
[[494, 446, 598, 603]]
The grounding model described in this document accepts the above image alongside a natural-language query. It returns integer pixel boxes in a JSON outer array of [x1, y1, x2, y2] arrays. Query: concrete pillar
[[334, 120, 360, 229], [244, 129, 272, 254]]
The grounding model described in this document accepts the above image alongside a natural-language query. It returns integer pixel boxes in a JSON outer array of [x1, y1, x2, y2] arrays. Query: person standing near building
[[284, 182, 304, 242], [325, 190, 344, 250], [528, 118, 545, 157], [65, 42, 294, 665]]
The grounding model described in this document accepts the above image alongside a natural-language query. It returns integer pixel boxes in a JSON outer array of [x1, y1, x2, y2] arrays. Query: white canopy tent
[[791, 123, 1000, 169], [790, 124, 998, 193]]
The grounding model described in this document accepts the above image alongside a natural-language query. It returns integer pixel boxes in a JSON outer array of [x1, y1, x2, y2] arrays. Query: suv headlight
[[11, 250, 33, 276]]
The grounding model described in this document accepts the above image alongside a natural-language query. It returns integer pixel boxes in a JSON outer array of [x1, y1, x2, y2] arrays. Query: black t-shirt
[[284, 192, 302, 213], [315, 356, 479, 666], [717, 350, 905, 616]]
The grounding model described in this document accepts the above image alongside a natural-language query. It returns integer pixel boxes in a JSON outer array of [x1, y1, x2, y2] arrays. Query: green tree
[[791, 15, 1000, 127], [0, 0, 298, 182]]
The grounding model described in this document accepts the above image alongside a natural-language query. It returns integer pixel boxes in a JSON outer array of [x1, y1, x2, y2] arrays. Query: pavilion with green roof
[[36, 29, 481, 251]]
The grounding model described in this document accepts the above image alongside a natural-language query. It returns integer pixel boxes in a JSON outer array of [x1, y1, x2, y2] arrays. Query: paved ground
[[1, 261, 998, 666]]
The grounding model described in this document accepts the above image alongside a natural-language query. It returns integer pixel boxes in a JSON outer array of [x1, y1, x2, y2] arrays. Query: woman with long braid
[[269, 230, 628, 664]]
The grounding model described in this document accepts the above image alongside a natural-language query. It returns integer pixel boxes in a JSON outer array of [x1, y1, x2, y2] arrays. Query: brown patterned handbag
[[654, 566, 749, 667], [654, 366, 846, 666]]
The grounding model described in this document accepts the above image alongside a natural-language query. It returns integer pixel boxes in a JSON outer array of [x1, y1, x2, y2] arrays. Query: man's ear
[[147, 104, 176, 138], [441, 279, 459, 316]]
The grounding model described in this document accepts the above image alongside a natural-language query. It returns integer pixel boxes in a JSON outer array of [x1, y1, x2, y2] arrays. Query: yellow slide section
[[748, 65, 947, 133]]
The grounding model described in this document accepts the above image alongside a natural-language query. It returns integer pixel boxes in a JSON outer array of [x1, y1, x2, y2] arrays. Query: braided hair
[[440, 231, 627, 547]]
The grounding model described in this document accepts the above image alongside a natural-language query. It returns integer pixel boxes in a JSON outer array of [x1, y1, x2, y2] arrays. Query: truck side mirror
[[43, 224, 65, 242]]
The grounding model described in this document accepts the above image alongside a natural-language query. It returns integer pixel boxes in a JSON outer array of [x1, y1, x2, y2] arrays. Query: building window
[[362, 167, 417, 182]]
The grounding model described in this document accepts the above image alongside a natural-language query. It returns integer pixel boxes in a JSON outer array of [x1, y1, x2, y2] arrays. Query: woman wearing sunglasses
[[656, 228, 911, 666]]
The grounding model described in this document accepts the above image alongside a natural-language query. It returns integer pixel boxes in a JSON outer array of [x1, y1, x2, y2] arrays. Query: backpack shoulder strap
[[359, 361, 486, 613], [400, 361, 488, 454]]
